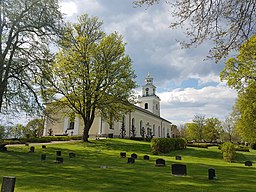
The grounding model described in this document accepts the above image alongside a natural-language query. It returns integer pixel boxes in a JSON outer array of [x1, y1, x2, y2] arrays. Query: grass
[[1, 138, 256, 192]]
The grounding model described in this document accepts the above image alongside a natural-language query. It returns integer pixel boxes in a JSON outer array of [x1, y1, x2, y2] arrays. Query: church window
[[153, 124, 155, 136], [145, 88, 149, 96], [109, 115, 114, 130], [158, 126, 161, 137], [67, 113, 75, 130], [156, 104, 158, 110], [153, 88, 155, 95], [145, 103, 148, 109]]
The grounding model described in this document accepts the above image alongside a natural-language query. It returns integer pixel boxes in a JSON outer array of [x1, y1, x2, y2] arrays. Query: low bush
[[151, 138, 186, 154], [250, 143, 256, 150], [130, 137, 151, 142], [187, 143, 208, 148], [221, 142, 236, 162]]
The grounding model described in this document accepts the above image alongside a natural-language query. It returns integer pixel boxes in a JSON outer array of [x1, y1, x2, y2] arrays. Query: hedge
[[151, 138, 186, 154]]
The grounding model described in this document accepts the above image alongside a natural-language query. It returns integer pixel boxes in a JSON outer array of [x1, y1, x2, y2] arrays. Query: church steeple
[[138, 73, 160, 116]]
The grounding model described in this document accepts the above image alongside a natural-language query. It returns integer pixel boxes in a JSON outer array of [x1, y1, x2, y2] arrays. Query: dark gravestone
[[175, 156, 182, 160], [0, 144, 7, 152], [55, 157, 64, 164], [25, 143, 29, 146], [144, 155, 150, 160], [56, 150, 61, 156], [1, 176, 16, 192], [208, 168, 216, 180], [127, 157, 135, 164], [155, 159, 165, 166], [69, 153, 76, 158], [131, 153, 137, 159], [42, 145, 46, 149], [245, 161, 253, 166], [29, 146, 35, 153], [172, 164, 187, 176], [41, 154, 46, 161], [120, 152, 126, 158]]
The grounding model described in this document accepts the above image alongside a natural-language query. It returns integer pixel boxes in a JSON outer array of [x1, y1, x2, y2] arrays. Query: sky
[[59, 0, 237, 125], [0, 0, 237, 126]]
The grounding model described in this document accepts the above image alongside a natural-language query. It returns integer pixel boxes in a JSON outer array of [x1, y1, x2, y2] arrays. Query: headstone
[[29, 146, 35, 153], [42, 145, 46, 149], [1, 176, 16, 192], [120, 152, 126, 158], [155, 158, 165, 166], [143, 155, 150, 160], [208, 168, 216, 180], [0, 144, 7, 152], [131, 153, 137, 159], [41, 154, 46, 161], [172, 164, 187, 176], [127, 157, 135, 164], [175, 156, 182, 160], [245, 161, 252, 166], [25, 143, 29, 146], [69, 153, 76, 158], [56, 150, 61, 156], [55, 157, 64, 164]]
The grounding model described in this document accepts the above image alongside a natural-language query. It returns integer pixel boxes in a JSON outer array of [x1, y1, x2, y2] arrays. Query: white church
[[43, 74, 174, 138]]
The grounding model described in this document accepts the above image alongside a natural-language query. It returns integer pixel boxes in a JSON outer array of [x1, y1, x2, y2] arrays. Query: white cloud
[[60, 1, 77, 17]]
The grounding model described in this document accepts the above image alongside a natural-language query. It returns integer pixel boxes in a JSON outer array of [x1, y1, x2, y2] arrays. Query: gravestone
[[56, 150, 61, 156], [245, 161, 252, 166], [155, 158, 165, 166], [69, 153, 76, 158], [42, 145, 46, 149], [0, 144, 7, 152], [29, 146, 35, 153], [175, 156, 182, 160], [208, 168, 216, 180], [1, 176, 16, 192], [25, 143, 29, 146], [144, 155, 150, 160], [131, 153, 137, 159], [41, 154, 46, 161], [120, 152, 126, 158], [127, 157, 135, 164], [172, 164, 187, 176], [55, 157, 64, 164]]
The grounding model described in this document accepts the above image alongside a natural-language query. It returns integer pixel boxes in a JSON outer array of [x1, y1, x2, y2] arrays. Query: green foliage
[[250, 143, 256, 150], [43, 14, 137, 142], [25, 118, 44, 138], [203, 117, 222, 142], [151, 138, 186, 154], [0, 0, 63, 113], [221, 142, 236, 162]]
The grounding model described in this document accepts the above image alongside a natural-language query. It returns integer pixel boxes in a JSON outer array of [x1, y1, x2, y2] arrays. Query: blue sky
[[0, 0, 237, 126], [59, 0, 237, 125]]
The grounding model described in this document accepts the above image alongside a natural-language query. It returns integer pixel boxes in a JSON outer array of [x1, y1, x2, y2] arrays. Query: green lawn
[[1, 139, 256, 192]]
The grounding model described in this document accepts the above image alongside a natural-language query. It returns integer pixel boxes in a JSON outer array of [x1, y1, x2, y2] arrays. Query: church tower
[[138, 73, 160, 116]]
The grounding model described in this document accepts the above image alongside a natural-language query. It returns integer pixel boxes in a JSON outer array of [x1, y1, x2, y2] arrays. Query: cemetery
[[1, 138, 256, 192]]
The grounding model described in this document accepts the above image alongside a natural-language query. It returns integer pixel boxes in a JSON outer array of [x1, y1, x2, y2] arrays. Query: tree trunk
[[82, 117, 94, 142]]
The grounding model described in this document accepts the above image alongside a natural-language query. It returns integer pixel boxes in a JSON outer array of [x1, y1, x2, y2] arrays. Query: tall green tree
[[43, 14, 137, 142], [220, 34, 256, 92], [203, 117, 222, 142], [233, 84, 256, 143], [0, 0, 63, 114], [25, 118, 44, 138], [134, 0, 256, 61], [192, 115, 205, 141]]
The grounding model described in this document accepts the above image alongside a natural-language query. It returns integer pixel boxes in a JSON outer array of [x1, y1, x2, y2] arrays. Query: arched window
[[158, 126, 161, 137], [153, 124, 155, 136], [145, 103, 148, 109], [145, 88, 149, 96], [132, 118, 135, 127], [156, 104, 158, 110]]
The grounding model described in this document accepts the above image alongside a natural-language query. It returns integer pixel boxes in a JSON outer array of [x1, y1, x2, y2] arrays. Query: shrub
[[250, 143, 256, 150], [186, 143, 208, 148], [151, 138, 186, 154], [221, 142, 236, 162]]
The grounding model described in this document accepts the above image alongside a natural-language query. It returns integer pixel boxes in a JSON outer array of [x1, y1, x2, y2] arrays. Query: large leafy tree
[[203, 117, 222, 142], [43, 14, 137, 142], [233, 84, 256, 143], [0, 0, 63, 114], [134, 0, 256, 62], [220, 34, 256, 92]]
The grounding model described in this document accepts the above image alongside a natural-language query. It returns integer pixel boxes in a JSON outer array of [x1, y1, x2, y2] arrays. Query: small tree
[[120, 116, 126, 139], [140, 127, 145, 139], [221, 142, 236, 162], [130, 125, 136, 138]]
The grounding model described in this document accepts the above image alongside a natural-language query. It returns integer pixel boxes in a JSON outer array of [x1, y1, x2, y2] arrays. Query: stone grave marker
[[128, 157, 135, 164], [41, 154, 46, 161], [208, 168, 216, 180], [56, 150, 61, 156], [69, 152, 76, 158], [42, 145, 46, 149], [175, 156, 182, 160], [29, 146, 35, 153], [172, 164, 187, 176], [120, 152, 126, 158], [245, 161, 252, 166], [131, 153, 137, 159], [1, 176, 16, 192], [55, 157, 64, 164], [155, 158, 165, 166], [143, 155, 150, 160]]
